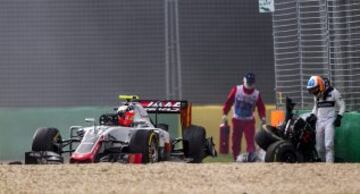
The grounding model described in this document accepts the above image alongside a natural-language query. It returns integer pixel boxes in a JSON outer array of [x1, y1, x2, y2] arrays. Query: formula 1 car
[[255, 97, 320, 163], [25, 96, 217, 164]]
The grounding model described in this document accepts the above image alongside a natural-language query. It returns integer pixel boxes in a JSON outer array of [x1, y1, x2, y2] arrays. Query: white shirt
[[311, 87, 345, 121]]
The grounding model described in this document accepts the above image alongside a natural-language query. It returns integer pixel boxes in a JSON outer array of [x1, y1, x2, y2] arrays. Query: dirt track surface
[[1, 163, 360, 194]]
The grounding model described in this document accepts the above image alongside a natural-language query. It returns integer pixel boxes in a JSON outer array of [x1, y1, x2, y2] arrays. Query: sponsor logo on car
[[140, 100, 182, 112]]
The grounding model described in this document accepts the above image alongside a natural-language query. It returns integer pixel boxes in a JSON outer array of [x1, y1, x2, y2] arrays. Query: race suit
[[223, 85, 266, 160], [312, 87, 345, 162]]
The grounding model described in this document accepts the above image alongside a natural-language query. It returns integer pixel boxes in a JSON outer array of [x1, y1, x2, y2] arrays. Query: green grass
[[203, 154, 234, 163]]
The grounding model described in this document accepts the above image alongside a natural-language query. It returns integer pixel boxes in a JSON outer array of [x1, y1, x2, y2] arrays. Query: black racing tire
[[183, 125, 206, 163], [264, 141, 281, 162], [255, 128, 281, 151], [265, 140, 303, 163], [129, 130, 159, 163], [32, 127, 62, 153]]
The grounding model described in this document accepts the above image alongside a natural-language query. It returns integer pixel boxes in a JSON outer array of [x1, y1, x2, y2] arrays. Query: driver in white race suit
[[306, 75, 345, 162]]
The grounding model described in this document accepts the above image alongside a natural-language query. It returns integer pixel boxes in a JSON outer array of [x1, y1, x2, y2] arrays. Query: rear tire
[[32, 128, 62, 153], [129, 130, 159, 163], [183, 125, 206, 163], [265, 140, 303, 163]]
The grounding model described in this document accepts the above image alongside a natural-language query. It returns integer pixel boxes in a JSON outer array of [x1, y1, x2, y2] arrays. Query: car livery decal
[[138, 100, 186, 113]]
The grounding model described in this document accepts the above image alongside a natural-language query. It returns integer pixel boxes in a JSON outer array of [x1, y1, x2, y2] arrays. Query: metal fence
[[273, 0, 360, 111]]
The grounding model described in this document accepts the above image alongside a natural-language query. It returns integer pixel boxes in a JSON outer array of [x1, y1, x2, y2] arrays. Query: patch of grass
[[203, 154, 234, 163]]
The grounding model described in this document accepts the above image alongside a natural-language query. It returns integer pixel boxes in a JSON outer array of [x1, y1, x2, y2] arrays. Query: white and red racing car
[[25, 96, 217, 164]]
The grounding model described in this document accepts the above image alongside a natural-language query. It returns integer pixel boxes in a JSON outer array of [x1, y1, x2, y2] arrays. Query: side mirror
[[85, 118, 95, 123], [85, 118, 97, 133], [85, 118, 96, 126]]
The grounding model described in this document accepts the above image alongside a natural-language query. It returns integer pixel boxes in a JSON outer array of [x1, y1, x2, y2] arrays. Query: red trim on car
[[128, 153, 142, 164], [70, 136, 103, 163]]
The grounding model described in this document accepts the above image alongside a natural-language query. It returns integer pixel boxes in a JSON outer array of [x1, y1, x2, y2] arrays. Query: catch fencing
[[273, 0, 360, 111]]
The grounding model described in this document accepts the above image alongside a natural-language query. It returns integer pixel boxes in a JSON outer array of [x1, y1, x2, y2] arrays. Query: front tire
[[129, 130, 159, 163], [32, 127, 62, 153], [265, 140, 303, 163]]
